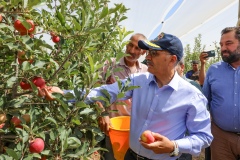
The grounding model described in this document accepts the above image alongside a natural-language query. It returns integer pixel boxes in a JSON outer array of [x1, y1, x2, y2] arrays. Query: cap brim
[[138, 40, 163, 50]]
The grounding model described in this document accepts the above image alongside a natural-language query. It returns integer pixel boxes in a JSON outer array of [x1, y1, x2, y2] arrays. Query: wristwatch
[[169, 141, 179, 157]]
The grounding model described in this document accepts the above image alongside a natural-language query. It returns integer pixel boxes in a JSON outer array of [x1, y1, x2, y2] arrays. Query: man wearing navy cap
[[41, 32, 213, 160], [185, 60, 200, 81]]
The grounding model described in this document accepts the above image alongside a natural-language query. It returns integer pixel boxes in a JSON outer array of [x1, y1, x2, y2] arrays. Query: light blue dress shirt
[[86, 72, 212, 160], [202, 61, 240, 132]]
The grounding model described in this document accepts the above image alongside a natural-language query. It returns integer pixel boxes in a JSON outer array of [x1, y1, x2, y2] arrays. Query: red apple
[[16, 125, 23, 129], [0, 14, 3, 22], [18, 58, 33, 65], [140, 130, 155, 144], [40, 156, 47, 160], [0, 123, 5, 129], [32, 77, 46, 89], [11, 116, 21, 126], [14, 19, 35, 33], [50, 31, 56, 37], [52, 36, 60, 43], [20, 81, 31, 90], [17, 50, 25, 59], [29, 138, 45, 153], [22, 114, 30, 123]]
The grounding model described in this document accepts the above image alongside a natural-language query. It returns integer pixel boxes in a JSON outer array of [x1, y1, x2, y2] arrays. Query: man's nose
[[145, 52, 152, 60]]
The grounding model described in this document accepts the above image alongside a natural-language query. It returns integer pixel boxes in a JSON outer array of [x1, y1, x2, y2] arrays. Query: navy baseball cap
[[192, 60, 199, 64], [138, 32, 183, 61]]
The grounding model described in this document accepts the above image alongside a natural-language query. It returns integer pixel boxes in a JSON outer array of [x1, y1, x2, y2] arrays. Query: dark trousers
[[124, 148, 184, 160], [178, 153, 192, 160], [205, 147, 211, 160]]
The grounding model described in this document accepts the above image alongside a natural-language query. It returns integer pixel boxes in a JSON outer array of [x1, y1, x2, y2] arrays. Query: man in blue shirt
[[41, 32, 212, 160], [202, 27, 240, 160]]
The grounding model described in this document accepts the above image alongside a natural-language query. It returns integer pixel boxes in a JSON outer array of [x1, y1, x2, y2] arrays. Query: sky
[[108, 0, 238, 61]]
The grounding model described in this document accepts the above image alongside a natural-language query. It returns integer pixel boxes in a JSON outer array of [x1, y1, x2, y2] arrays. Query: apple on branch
[[14, 19, 35, 33], [32, 77, 46, 89], [52, 35, 60, 43], [29, 138, 45, 153]]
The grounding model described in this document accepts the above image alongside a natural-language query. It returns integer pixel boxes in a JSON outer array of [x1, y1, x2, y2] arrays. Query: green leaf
[[67, 137, 81, 149], [41, 150, 52, 155], [72, 18, 81, 31], [6, 76, 17, 88], [80, 108, 93, 115], [21, 20, 31, 30], [117, 92, 125, 99], [100, 89, 111, 101], [87, 55, 94, 73], [24, 155, 34, 160], [75, 101, 88, 108], [27, 0, 45, 9], [99, 7, 108, 19], [56, 10, 65, 26], [125, 85, 140, 91], [89, 28, 107, 34], [22, 61, 31, 71], [5, 148, 19, 160], [59, 105, 67, 118], [45, 117, 58, 127]]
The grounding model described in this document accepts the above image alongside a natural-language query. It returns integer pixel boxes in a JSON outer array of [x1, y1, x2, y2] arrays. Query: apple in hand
[[32, 77, 46, 89], [140, 130, 155, 144], [29, 138, 45, 153]]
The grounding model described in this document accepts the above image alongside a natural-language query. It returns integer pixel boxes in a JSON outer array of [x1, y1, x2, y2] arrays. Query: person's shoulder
[[132, 72, 150, 77], [179, 77, 202, 93], [130, 72, 153, 81], [208, 61, 227, 72], [189, 80, 202, 91], [186, 70, 193, 74]]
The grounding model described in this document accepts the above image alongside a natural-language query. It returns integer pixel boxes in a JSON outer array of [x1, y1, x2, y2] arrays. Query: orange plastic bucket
[[109, 116, 130, 160]]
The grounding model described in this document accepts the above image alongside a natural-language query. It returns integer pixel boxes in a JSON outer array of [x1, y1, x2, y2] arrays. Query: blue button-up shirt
[[202, 61, 240, 132], [87, 72, 212, 160]]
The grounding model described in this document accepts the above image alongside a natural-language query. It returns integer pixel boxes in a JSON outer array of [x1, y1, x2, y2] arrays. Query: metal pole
[[237, 0, 240, 26], [239, 0, 240, 19]]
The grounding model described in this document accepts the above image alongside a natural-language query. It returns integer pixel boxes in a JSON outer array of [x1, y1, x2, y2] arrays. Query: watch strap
[[169, 140, 179, 157]]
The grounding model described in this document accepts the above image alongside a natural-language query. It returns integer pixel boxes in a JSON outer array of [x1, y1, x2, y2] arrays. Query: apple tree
[[0, 0, 132, 159]]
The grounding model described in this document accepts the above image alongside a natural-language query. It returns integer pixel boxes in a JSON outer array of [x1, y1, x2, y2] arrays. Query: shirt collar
[[119, 57, 142, 69], [148, 72, 180, 91]]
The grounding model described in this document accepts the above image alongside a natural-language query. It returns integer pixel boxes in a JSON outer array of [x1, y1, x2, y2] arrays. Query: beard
[[221, 45, 240, 64]]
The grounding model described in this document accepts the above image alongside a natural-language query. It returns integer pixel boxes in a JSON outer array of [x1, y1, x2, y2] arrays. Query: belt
[[129, 148, 152, 160]]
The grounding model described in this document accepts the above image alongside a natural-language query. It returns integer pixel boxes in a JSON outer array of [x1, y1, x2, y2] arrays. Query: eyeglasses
[[146, 50, 170, 57], [146, 50, 159, 57]]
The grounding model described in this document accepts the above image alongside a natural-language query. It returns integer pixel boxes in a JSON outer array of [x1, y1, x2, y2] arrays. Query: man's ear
[[170, 55, 178, 64], [141, 49, 147, 55], [181, 64, 185, 72]]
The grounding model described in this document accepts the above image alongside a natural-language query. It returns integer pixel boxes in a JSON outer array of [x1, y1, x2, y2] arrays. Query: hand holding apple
[[140, 130, 155, 144]]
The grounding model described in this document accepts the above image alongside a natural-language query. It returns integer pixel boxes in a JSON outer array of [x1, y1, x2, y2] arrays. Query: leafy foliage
[[0, 0, 133, 159], [184, 34, 221, 73]]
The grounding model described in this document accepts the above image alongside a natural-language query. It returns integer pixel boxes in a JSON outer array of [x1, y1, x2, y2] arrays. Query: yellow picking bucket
[[109, 116, 130, 160]]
